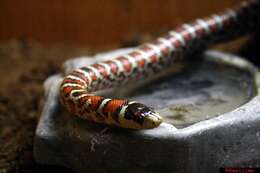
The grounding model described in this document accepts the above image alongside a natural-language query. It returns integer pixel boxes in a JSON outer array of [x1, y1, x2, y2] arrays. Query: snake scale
[[60, 0, 260, 129]]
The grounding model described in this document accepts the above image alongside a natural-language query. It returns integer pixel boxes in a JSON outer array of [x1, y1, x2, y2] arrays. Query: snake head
[[123, 102, 162, 129]]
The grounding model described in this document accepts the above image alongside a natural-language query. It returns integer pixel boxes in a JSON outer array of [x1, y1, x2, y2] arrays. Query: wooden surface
[[0, 0, 243, 48]]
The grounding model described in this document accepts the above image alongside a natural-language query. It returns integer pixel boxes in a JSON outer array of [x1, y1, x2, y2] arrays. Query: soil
[[0, 40, 93, 173], [0, 34, 258, 173]]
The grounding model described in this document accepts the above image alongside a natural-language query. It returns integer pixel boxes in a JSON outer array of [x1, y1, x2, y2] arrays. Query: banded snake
[[60, 0, 260, 129]]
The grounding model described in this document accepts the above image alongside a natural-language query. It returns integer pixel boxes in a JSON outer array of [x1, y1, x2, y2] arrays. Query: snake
[[60, 0, 260, 129]]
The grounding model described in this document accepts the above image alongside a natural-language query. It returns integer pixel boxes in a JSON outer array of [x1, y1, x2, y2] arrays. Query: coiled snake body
[[60, 0, 259, 129]]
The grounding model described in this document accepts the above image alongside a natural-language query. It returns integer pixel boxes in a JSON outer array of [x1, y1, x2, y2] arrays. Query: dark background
[[0, 0, 259, 172]]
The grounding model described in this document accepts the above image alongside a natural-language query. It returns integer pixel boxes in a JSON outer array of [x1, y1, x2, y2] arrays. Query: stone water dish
[[34, 49, 260, 173]]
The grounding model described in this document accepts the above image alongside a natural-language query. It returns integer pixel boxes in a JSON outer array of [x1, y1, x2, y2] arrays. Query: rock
[[34, 49, 260, 173]]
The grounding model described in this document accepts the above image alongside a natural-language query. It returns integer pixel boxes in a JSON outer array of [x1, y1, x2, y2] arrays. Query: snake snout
[[143, 111, 163, 129]]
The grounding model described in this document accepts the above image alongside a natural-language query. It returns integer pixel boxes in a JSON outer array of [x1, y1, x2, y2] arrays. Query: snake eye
[[124, 110, 132, 120]]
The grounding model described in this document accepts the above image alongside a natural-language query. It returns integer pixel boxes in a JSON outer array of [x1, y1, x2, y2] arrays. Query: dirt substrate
[[0, 40, 94, 173], [0, 35, 258, 172]]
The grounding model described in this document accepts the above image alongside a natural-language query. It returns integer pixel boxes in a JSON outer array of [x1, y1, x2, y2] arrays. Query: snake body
[[60, 0, 259, 129]]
